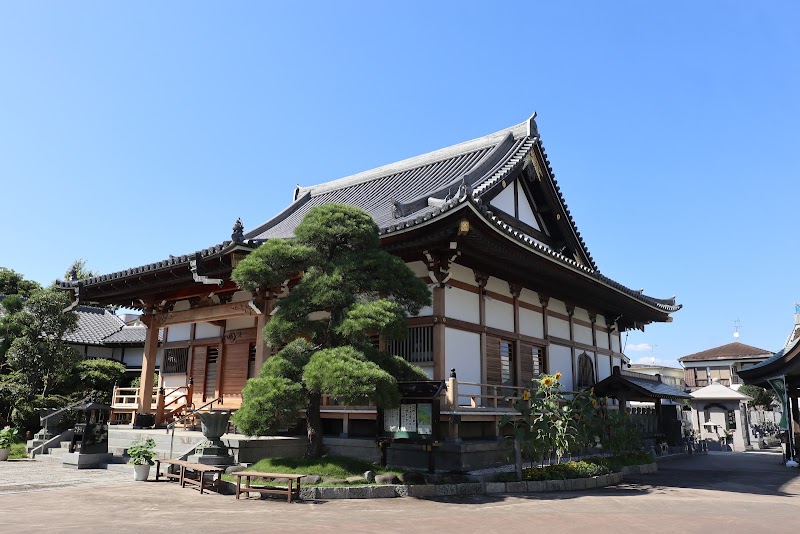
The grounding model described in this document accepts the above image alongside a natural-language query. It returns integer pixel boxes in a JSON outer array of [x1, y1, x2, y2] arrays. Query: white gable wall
[[491, 182, 516, 214]]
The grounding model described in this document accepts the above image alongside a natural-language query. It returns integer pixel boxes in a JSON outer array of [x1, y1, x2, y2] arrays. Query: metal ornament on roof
[[231, 218, 244, 243]]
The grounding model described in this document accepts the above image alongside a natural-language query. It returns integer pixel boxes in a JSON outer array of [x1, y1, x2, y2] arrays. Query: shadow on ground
[[424, 450, 800, 505]]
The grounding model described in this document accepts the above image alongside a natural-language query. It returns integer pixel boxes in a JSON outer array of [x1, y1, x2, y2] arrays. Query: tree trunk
[[305, 391, 324, 458]]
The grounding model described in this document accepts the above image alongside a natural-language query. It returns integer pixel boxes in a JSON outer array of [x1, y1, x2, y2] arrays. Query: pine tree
[[231, 204, 431, 457]]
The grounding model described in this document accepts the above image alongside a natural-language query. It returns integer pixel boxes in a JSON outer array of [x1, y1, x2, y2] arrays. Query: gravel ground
[[0, 459, 131, 495]]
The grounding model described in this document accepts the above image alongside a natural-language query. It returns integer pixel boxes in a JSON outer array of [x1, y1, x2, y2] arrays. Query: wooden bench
[[155, 459, 224, 494], [233, 472, 305, 503]]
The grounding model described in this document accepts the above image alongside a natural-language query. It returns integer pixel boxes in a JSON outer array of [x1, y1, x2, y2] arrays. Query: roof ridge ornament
[[232, 218, 244, 243], [526, 111, 538, 137]]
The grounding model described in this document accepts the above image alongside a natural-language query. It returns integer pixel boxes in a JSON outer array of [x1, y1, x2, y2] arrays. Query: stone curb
[[299, 470, 628, 500], [620, 462, 657, 475]]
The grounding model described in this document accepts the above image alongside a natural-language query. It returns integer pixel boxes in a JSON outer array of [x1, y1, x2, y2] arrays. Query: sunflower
[[522, 390, 531, 401], [553, 372, 563, 381], [542, 376, 554, 387]]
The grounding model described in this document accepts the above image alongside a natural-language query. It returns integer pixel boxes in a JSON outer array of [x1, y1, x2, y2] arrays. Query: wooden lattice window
[[487, 336, 514, 387], [385, 325, 433, 363], [163, 347, 189, 374], [520, 344, 544, 387], [576, 352, 595, 389], [247, 344, 257, 379]]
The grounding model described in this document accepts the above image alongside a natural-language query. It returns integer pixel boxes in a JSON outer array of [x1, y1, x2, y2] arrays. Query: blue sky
[[1, 2, 798, 367]]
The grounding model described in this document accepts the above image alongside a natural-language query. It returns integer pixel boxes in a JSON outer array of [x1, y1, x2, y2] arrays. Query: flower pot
[[0, 448, 9, 461], [133, 464, 151, 481]]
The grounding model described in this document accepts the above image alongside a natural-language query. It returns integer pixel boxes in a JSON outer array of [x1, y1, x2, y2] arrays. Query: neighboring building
[[64, 306, 157, 378], [0, 297, 157, 380], [678, 342, 773, 391], [57, 114, 682, 437], [627, 363, 686, 391], [688, 380, 752, 451]]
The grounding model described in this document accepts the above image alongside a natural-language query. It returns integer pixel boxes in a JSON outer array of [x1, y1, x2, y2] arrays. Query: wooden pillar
[[432, 285, 446, 380], [474, 271, 488, 402], [540, 295, 549, 373], [510, 283, 522, 387], [137, 311, 159, 414], [566, 303, 576, 388]]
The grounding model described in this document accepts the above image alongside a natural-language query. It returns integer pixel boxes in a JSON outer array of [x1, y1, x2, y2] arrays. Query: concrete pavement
[[1, 451, 798, 533]]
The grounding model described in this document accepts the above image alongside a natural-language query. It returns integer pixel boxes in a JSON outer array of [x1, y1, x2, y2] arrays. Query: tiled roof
[[245, 115, 679, 315], [677, 342, 773, 363], [690, 383, 752, 401], [63, 306, 127, 345], [593, 369, 691, 401], [56, 240, 261, 289], [0, 298, 159, 346], [55, 114, 680, 317]]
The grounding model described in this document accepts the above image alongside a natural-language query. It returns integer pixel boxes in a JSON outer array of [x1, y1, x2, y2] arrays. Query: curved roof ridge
[[296, 119, 531, 199]]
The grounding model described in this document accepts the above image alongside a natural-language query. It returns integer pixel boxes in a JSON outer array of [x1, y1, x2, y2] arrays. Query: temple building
[[57, 113, 682, 439]]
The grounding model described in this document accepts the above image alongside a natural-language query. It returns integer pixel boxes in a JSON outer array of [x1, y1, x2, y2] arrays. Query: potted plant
[[0, 426, 19, 461], [127, 437, 156, 481]]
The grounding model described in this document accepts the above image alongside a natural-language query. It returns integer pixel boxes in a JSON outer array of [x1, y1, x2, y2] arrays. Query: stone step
[[48, 447, 67, 457], [34, 453, 63, 463]]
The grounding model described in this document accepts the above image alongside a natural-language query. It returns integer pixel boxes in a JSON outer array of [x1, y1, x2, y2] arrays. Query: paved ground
[[1, 451, 798, 533]]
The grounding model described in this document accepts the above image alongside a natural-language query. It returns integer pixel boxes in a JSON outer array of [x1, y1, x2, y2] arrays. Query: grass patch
[[222, 455, 402, 485], [10, 442, 27, 459]]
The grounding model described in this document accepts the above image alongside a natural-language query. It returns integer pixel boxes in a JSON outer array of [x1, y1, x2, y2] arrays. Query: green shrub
[[524, 460, 611, 481]]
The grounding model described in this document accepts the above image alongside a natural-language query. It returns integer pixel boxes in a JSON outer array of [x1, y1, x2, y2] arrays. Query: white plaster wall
[[520, 308, 544, 338], [86, 346, 114, 359], [547, 298, 567, 315], [405, 260, 429, 278], [445, 328, 481, 405], [519, 288, 539, 307], [162, 374, 186, 387], [573, 307, 590, 323], [484, 276, 510, 297], [574, 324, 593, 346], [112, 347, 125, 360], [596, 331, 610, 350], [448, 263, 476, 284], [612, 357, 622, 373], [446, 288, 480, 324], [549, 344, 574, 390], [226, 316, 256, 330], [167, 324, 192, 342], [231, 290, 253, 303], [485, 299, 514, 332], [173, 299, 191, 312], [611, 332, 621, 353], [195, 322, 222, 339], [597, 354, 611, 381], [412, 304, 433, 317], [517, 183, 541, 231], [548, 317, 570, 340], [491, 182, 516, 214]]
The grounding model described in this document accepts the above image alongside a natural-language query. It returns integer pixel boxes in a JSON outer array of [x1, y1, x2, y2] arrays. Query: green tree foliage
[[68, 359, 126, 405], [0, 267, 41, 297], [64, 259, 99, 281], [738, 384, 777, 410], [231, 204, 431, 457], [5, 288, 81, 398]]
